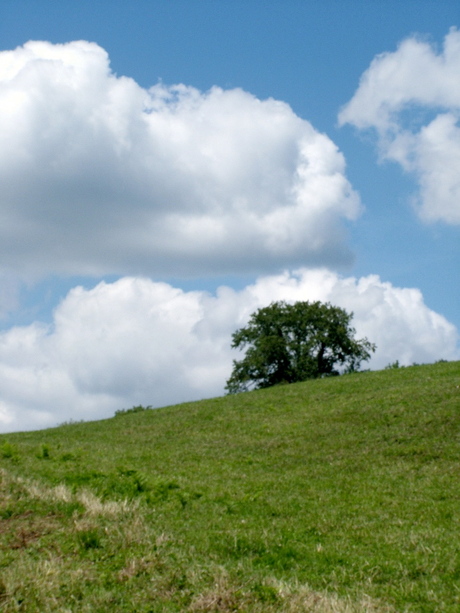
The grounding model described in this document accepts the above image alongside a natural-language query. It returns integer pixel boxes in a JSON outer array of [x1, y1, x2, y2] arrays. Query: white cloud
[[339, 27, 460, 224], [0, 40, 360, 279], [0, 272, 457, 433]]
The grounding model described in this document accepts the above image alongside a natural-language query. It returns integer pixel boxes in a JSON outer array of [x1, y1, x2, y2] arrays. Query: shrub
[[115, 405, 152, 417]]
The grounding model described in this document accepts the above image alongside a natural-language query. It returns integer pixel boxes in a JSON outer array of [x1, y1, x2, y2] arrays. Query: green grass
[[0, 361, 459, 611]]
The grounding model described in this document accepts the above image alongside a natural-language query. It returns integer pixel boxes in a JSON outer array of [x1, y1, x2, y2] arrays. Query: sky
[[0, 0, 459, 433]]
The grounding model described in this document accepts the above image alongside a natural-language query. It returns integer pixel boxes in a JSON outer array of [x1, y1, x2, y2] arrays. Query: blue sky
[[0, 0, 458, 432]]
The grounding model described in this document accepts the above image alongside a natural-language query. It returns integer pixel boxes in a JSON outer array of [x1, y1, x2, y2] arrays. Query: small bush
[[36, 444, 51, 459], [0, 442, 17, 459], [115, 405, 152, 417], [385, 360, 401, 370]]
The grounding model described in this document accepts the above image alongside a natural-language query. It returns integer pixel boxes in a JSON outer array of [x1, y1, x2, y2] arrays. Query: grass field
[[0, 361, 459, 611]]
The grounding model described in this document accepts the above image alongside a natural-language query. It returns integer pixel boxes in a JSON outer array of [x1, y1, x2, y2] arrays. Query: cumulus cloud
[[0, 271, 457, 433], [339, 27, 460, 224], [0, 40, 360, 279]]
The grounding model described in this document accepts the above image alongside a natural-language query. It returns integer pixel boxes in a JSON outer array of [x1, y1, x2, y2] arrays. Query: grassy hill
[[0, 361, 459, 612]]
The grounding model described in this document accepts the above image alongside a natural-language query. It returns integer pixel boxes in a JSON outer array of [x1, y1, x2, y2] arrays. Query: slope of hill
[[0, 361, 459, 612]]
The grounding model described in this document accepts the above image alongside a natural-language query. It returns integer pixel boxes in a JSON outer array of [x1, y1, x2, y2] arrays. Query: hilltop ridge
[[0, 361, 459, 611]]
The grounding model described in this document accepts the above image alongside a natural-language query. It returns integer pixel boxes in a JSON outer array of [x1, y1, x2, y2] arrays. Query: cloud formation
[[0, 40, 360, 279], [0, 271, 457, 433], [339, 28, 460, 224]]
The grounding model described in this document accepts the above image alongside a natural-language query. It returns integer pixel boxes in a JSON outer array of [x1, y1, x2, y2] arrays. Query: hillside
[[0, 361, 459, 612]]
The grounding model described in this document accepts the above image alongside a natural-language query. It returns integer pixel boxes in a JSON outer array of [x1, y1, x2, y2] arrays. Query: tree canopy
[[226, 300, 376, 393]]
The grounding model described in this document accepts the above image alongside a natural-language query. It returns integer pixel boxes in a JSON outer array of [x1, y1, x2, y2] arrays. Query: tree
[[225, 301, 376, 393]]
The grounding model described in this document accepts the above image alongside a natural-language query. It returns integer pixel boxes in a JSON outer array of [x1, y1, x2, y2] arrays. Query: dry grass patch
[[189, 571, 394, 613], [274, 580, 395, 613], [1, 469, 136, 518], [77, 489, 136, 517]]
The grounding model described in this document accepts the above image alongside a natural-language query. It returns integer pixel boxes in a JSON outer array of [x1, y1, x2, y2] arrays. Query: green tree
[[226, 300, 376, 393]]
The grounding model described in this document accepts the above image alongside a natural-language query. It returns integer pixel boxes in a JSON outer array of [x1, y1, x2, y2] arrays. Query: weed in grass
[[36, 443, 51, 459], [144, 478, 181, 505], [77, 527, 102, 551], [117, 557, 152, 582], [59, 451, 78, 462], [0, 442, 17, 459], [252, 581, 280, 604], [0, 506, 13, 519], [117, 467, 152, 494]]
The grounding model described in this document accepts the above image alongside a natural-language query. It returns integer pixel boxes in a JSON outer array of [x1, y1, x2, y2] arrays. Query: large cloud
[[339, 28, 460, 224], [0, 271, 457, 433], [0, 40, 360, 279]]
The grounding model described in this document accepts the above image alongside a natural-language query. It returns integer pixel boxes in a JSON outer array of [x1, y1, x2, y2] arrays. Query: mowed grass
[[0, 361, 459, 612]]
